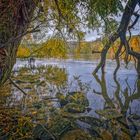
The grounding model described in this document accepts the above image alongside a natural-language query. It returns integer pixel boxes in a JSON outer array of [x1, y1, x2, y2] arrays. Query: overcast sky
[[32, 4, 140, 43], [84, 11, 140, 41]]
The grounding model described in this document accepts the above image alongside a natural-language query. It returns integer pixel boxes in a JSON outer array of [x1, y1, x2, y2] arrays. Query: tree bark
[[0, 0, 37, 86], [137, 59, 140, 79]]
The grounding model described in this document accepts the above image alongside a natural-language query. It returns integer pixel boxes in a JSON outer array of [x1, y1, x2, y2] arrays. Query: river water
[[0, 58, 140, 139], [14, 58, 139, 115]]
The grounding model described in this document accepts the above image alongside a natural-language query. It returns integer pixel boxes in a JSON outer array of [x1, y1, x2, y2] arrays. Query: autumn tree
[[33, 38, 67, 58]]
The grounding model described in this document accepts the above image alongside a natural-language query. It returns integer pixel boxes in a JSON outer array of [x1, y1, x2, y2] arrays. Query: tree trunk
[[93, 0, 139, 75], [137, 59, 140, 79], [0, 0, 37, 86]]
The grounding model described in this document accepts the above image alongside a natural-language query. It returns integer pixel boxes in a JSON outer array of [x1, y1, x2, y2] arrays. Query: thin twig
[[9, 78, 27, 95]]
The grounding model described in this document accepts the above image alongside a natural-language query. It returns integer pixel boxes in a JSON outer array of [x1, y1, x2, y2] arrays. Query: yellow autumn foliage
[[108, 36, 140, 59], [16, 36, 140, 59], [130, 36, 140, 52], [17, 45, 30, 58], [34, 38, 67, 58]]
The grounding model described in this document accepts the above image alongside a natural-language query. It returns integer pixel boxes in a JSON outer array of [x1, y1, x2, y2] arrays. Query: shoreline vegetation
[[17, 36, 140, 61]]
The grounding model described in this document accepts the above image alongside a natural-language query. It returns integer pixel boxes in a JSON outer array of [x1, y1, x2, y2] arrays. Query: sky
[[31, 4, 140, 43], [84, 9, 140, 41]]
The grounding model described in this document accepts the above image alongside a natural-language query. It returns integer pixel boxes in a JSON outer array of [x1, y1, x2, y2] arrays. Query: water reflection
[[92, 73, 140, 139], [93, 74, 140, 115], [0, 64, 140, 139]]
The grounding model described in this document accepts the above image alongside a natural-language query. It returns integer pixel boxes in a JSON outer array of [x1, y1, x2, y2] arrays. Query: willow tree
[[0, 0, 140, 86]]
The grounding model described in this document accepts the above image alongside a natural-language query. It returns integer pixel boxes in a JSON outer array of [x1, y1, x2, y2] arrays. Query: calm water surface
[[0, 58, 140, 139], [14, 58, 139, 115]]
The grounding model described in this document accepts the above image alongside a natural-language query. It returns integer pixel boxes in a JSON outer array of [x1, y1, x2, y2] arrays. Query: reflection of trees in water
[[44, 65, 68, 87], [0, 66, 140, 139], [92, 73, 140, 139], [0, 81, 12, 106], [0, 66, 92, 139], [113, 76, 140, 116], [93, 74, 115, 108], [93, 74, 140, 115]]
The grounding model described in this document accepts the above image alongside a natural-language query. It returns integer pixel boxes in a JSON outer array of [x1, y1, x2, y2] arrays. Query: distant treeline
[[17, 36, 140, 60]]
